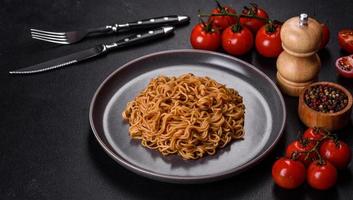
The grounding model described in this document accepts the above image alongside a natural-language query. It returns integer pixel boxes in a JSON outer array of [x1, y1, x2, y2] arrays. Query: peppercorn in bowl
[[298, 82, 353, 131]]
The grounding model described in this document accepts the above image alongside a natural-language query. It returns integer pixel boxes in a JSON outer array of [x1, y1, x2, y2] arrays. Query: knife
[[10, 26, 174, 75], [109, 15, 189, 32]]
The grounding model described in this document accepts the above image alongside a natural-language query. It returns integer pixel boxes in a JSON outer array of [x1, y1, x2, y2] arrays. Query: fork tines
[[30, 29, 70, 44]]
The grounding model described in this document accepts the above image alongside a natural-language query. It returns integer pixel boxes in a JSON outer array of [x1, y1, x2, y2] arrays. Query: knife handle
[[103, 26, 175, 51], [113, 15, 189, 32], [88, 15, 188, 36]]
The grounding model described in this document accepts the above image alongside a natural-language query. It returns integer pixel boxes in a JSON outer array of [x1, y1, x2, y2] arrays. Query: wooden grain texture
[[276, 14, 322, 97], [298, 82, 353, 131], [277, 51, 320, 82], [281, 16, 322, 57], [277, 72, 315, 96]]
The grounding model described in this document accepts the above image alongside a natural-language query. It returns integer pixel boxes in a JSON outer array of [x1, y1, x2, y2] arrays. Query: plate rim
[[89, 49, 286, 183]]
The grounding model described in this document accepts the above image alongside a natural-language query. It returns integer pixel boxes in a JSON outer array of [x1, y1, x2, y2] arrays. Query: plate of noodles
[[89, 49, 286, 183]]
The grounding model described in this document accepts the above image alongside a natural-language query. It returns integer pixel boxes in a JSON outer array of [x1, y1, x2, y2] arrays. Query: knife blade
[[9, 26, 174, 75]]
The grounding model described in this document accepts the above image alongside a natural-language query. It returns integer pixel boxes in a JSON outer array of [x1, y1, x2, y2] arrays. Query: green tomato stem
[[215, 0, 223, 11], [239, 14, 270, 23], [198, 13, 272, 24], [291, 132, 336, 163], [265, 20, 276, 33]]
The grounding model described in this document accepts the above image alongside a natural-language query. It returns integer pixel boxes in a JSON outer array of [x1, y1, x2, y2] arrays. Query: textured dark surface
[[1, 0, 353, 199]]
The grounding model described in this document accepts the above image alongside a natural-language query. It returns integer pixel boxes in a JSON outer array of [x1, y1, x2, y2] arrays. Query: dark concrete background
[[1, 0, 353, 199]]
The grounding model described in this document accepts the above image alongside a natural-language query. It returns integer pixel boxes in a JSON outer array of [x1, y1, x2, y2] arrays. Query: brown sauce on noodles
[[122, 73, 245, 160]]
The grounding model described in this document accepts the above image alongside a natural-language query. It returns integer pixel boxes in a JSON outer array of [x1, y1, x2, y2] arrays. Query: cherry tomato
[[255, 24, 283, 57], [222, 25, 253, 56], [272, 157, 306, 189], [285, 140, 317, 166], [209, 2, 237, 30], [190, 23, 221, 51], [338, 29, 353, 53], [240, 3, 269, 33], [335, 55, 353, 78], [307, 161, 337, 190], [320, 139, 352, 169], [303, 127, 326, 141], [319, 23, 330, 49]]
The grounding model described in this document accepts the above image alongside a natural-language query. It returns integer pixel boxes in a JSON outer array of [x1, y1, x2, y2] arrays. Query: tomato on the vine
[[222, 24, 253, 56], [208, 1, 236, 30], [303, 127, 327, 141], [338, 29, 353, 53], [319, 23, 330, 49], [190, 22, 221, 51], [320, 139, 352, 169], [285, 140, 317, 166], [240, 3, 269, 33], [272, 157, 306, 189], [255, 23, 283, 57], [307, 161, 337, 190]]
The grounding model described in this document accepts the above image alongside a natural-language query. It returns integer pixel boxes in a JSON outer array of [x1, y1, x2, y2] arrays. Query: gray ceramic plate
[[89, 49, 286, 184]]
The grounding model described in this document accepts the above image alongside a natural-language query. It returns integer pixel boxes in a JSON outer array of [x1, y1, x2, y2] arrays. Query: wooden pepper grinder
[[276, 13, 322, 96]]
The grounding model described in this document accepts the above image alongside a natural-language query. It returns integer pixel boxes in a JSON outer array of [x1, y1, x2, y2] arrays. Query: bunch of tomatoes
[[272, 127, 352, 190], [190, 1, 330, 58]]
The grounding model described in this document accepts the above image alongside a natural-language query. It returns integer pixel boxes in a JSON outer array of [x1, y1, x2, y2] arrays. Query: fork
[[30, 15, 189, 44]]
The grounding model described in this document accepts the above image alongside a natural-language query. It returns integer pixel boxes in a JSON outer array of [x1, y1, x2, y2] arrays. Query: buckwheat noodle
[[122, 73, 245, 160]]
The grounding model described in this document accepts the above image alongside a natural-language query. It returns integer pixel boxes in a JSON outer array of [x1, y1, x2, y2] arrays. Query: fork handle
[[112, 15, 189, 32], [103, 26, 175, 52]]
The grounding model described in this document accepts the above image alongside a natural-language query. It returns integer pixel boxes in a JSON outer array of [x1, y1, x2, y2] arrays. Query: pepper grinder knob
[[280, 13, 321, 56], [299, 13, 308, 26]]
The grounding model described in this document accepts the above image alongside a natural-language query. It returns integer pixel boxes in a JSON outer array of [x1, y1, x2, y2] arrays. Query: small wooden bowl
[[298, 82, 353, 131]]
